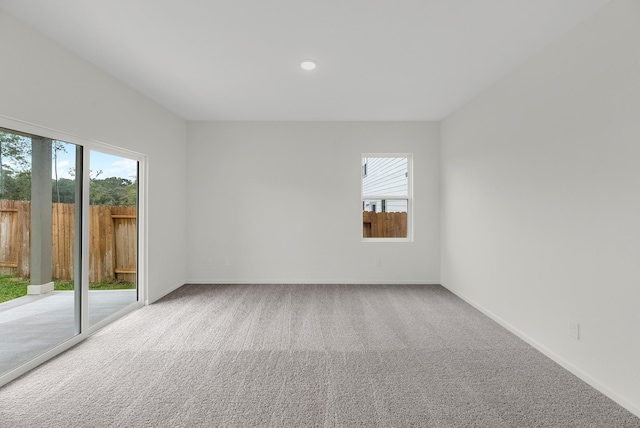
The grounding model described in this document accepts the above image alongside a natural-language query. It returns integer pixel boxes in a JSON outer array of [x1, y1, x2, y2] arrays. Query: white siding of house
[[362, 156, 408, 212]]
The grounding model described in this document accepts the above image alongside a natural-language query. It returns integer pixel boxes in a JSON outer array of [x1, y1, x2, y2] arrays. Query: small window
[[362, 154, 412, 240]]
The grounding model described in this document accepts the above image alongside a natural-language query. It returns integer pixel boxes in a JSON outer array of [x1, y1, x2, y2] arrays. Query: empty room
[[0, 0, 639, 426]]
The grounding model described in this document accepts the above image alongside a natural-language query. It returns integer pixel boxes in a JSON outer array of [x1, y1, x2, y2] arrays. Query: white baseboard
[[441, 284, 640, 419], [185, 278, 440, 285]]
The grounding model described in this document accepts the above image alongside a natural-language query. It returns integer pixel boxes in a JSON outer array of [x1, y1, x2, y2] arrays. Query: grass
[[0, 275, 30, 304], [0, 275, 135, 304]]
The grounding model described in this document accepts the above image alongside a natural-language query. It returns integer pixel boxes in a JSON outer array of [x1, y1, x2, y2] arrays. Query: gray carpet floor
[[0, 284, 638, 427]]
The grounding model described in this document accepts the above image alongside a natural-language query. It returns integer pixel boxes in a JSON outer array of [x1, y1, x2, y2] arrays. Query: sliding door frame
[[0, 115, 147, 387]]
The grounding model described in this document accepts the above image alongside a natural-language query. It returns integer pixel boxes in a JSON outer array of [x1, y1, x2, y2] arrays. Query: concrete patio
[[0, 289, 137, 375]]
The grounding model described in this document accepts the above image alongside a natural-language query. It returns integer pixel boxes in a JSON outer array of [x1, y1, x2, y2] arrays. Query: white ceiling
[[0, 0, 611, 121]]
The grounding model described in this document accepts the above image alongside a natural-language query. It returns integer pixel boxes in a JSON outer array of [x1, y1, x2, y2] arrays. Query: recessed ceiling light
[[300, 60, 317, 71]]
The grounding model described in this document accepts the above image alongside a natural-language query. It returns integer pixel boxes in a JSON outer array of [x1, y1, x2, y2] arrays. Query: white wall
[[0, 10, 188, 303], [441, 0, 640, 416], [187, 121, 440, 284]]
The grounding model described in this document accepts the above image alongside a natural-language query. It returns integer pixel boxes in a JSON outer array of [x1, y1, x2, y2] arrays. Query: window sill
[[362, 237, 413, 243]]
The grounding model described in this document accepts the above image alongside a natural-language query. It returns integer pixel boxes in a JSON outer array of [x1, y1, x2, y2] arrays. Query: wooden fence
[[362, 211, 407, 238], [0, 200, 30, 277], [0, 200, 136, 283]]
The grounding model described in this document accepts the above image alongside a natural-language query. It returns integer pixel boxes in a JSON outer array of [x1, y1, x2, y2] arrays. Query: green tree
[[0, 131, 31, 199], [90, 177, 137, 206], [2, 171, 31, 201], [0, 132, 136, 205], [52, 142, 67, 203], [52, 178, 76, 203]]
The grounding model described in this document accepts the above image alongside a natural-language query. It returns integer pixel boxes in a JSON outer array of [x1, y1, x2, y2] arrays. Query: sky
[[53, 142, 137, 181]]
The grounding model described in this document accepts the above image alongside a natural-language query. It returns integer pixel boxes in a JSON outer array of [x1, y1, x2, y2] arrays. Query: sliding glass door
[[88, 150, 138, 327], [0, 130, 81, 376], [0, 124, 143, 382]]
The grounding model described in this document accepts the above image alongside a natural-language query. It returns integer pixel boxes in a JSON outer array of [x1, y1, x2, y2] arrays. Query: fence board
[[0, 200, 30, 276], [110, 206, 136, 284]]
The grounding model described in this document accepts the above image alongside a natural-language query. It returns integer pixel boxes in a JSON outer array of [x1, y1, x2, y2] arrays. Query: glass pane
[[0, 130, 79, 376], [88, 151, 137, 326], [362, 157, 408, 198], [362, 200, 408, 238]]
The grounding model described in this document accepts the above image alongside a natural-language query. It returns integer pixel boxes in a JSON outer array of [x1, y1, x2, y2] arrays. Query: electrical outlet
[[568, 320, 580, 340], [376, 258, 382, 268], [224, 258, 231, 267]]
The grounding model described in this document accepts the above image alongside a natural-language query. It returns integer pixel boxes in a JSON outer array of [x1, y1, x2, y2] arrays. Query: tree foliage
[[50, 176, 137, 206], [0, 132, 30, 171], [0, 131, 136, 206], [90, 176, 137, 206], [0, 171, 31, 200], [0, 132, 31, 198]]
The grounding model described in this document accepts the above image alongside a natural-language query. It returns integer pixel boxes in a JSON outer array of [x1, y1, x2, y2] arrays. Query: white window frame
[[361, 153, 413, 242]]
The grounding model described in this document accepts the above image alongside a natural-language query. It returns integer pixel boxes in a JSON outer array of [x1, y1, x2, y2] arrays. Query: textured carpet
[[0, 284, 638, 427]]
